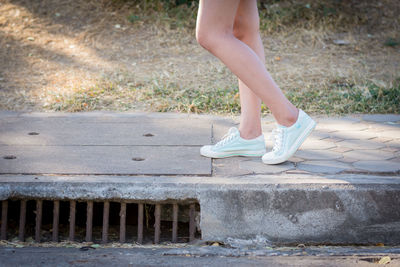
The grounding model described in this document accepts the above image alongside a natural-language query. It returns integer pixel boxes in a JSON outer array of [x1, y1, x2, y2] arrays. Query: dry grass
[[0, 0, 399, 114]]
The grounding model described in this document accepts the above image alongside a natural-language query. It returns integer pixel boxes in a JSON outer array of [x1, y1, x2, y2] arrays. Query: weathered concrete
[[297, 160, 352, 174], [0, 145, 210, 175], [1, 111, 400, 245], [353, 160, 400, 172], [200, 184, 400, 245], [0, 116, 211, 145], [1, 173, 400, 245]]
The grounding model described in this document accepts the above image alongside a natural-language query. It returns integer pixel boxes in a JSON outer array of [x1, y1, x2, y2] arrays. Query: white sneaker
[[262, 109, 316, 165], [200, 127, 266, 158]]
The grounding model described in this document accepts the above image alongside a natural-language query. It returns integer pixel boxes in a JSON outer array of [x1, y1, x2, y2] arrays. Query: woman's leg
[[196, 0, 298, 127], [233, 0, 264, 139]]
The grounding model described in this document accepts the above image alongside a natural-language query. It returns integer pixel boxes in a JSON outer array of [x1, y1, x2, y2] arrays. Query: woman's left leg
[[196, 0, 298, 128], [198, 0, 268, 159], [233, 0, 265, 140]]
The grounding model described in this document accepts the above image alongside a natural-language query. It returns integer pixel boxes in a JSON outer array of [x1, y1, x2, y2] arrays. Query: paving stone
[[337, 157, 359, 163], [285, 169, 312, 175], [365, 129, 400, 139], [376, 130, 400, 139], [0, 145, 211, 175], [297, 160, 352, 174], [213, 157, 254, 176], [314, 127, 337, 133], [324, 137, 344, 143], [0, 117, 211, 146], [370, 137, 394, 144], [343, 149, 395, 161], [362, 114, 400, 122], [287, 157, 304, 163], [386, 121, 400, 127], [353, 160, 400, 172], [391, 157, 400, 163], [382, 147, 400, 152], [315, 116, 361, 123], [336, 139, 384, 150], [299, 139, 336, 150], [367, 123, 400, 132], [239, 159, 295, 174], [329, 130, 379, 140], [385, 139, 400, 149], [294, 149, 343, 160], [309, 130, 331, 140], [330, 147, 353, 153], [316, 122, 368, 131]]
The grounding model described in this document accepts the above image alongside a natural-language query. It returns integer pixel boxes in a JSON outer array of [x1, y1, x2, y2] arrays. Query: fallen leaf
[[376, 243, 385, 247], [274, 56, 281, 61], [211, 242, 219, 246], [378, 256, 391, 264]]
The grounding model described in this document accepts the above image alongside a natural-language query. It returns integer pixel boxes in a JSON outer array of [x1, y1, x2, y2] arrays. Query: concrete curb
[[1, 174, 400, 245]]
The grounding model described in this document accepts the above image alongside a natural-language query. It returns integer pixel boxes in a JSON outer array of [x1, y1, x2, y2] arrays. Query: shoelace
[[215, 128, 237, 148], [270, 127, 284, 152]]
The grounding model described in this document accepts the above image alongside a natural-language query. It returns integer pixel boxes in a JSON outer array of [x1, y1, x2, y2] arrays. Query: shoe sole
[[262, 119, 317, 165], [200, 149, 267, 159]]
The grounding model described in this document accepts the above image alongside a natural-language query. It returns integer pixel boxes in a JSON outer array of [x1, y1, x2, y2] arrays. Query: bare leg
[[196, 0, 299, 127], [234, 0, 264, 139]]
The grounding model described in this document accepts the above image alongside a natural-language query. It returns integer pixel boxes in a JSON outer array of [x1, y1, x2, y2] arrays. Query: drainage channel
[[0, 199, 200, 244]]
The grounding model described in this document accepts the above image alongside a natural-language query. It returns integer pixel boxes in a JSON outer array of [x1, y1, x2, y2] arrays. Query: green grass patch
[[384, 37, 400, 47], [47, 78, 400, 115], [136, 80, 241, 113], [287, 82, 400, 114]]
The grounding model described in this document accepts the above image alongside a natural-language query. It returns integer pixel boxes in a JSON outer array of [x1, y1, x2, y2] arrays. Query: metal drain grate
[[0, 199, 200, 244]]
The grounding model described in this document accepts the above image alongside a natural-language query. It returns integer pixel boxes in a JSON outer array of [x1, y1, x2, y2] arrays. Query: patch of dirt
[[0, 0, 399, 112]]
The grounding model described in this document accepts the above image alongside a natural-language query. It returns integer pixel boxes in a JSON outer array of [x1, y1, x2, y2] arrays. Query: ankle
[[278, 108, 299, 127], [238, 127, 262, 140]]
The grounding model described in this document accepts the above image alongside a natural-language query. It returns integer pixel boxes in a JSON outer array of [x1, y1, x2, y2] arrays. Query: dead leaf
[[378, 256, 391, 264]]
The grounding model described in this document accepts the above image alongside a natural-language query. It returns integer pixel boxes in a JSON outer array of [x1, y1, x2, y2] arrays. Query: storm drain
[[0, 199, 200, 244]]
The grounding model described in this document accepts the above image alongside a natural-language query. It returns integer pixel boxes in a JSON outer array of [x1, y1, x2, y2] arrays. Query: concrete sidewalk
[[0, 110, 399, 245]]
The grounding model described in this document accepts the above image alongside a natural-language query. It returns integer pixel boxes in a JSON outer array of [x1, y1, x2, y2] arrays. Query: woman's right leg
[[196, 0, 299, 127]]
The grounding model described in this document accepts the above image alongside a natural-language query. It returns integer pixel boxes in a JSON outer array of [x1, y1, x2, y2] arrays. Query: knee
[[233, 14, 260, 41], [196, 22, 232, 51], [195, 27, 211, 50], [196, 26, 220, 51]]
